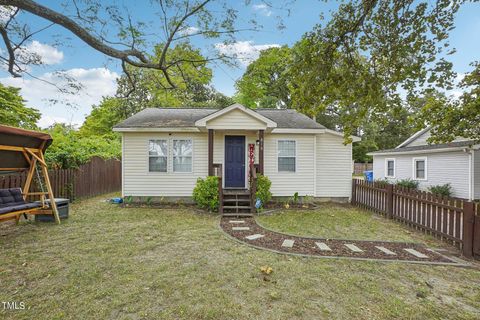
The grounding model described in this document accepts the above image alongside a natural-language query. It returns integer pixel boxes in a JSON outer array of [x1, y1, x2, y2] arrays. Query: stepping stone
[[245, 234, 264, 241], [281, 239, 295, 248], [232, 227, 250, 231], [345, 244, 363, 253], [375, 246, 396, 255], [229, 220, 245, 224], [404, 248, 428, 258], [315, 242, 332, 251]]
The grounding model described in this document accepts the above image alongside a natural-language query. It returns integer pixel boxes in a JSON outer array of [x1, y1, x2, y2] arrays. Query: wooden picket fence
[[0, 157, 121, 201], [352, 179, 479, 258]]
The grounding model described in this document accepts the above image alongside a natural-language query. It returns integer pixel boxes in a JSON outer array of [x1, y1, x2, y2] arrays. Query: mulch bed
[[220, 218, 456, 263]]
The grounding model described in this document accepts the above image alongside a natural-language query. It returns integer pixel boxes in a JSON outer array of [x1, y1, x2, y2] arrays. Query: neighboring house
[[369, 128, 480, 200], [113, 104, 359, 207]]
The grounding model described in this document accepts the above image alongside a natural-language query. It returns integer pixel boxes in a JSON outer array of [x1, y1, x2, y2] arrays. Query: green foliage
[[79, 97, 123, 139], [374, 178, 391, 186], [292, 192, 299, 205], [235, 46, 292, 109], [192, 176, 219, 212], [255, 175, 272, 208], [428, 184, 452, 197], [124, 196, 133, 204], [418, 62, 480, 143], [45, 123, 121, 169], [396, 179, 419, 190], [0, 83, 41, 129]]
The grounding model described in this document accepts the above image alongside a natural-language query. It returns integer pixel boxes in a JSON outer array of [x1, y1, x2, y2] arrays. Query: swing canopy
[[0, 125, 53, 172], [0, 125, 60, 224]]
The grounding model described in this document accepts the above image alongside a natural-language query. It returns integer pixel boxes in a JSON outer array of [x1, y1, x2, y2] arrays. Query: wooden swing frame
[[0, 139, 60, 224]]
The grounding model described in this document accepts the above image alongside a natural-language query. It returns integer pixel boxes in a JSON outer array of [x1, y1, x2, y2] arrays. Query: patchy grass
[[257, 203, 440, 244], [0, 195, 479, 320]]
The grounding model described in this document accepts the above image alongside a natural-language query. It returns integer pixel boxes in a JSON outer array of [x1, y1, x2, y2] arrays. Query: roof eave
[[368, 144, 479, 156], [112, 127, 200, 132]]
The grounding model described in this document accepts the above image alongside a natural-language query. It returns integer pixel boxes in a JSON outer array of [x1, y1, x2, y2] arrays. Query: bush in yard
[[256, 174, 272, 208], [429, 183, 452, 197], [374, 178, 391, 186], [396, 178, 419, 189], [192, 176, 219, 212]]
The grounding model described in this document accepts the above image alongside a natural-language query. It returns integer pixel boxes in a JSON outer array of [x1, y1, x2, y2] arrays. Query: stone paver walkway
[[220, 217, 469, 266]]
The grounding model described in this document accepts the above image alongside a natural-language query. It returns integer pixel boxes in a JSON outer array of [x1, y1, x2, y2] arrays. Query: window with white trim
[[413, 158, 427, 180], [149, 140, 168, 172], [173, 139, 193, 172], [278, 140, 296, 172], [386, 158, 395, 178]]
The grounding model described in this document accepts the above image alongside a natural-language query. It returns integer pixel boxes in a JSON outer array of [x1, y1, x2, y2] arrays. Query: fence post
[[386, 184, 393, 219], [462, 201, 475, 258], [351, 179, 357, 205]]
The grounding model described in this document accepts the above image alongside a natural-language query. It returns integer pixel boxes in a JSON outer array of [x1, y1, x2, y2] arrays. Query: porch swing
[[0, 125, 60, 224]]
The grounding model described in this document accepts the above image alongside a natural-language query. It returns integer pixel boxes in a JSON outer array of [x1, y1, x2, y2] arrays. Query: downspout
[[471, 149, 475, 201], [465, 148, 474, 201]]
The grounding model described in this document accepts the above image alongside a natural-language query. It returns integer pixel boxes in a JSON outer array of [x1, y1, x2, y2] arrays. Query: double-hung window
[[149, 140, 168, 172], [385, 158, 395, 178], [173, 139, 193, 172], [278, 140, 296, 172], [413, 158, 427, 180]]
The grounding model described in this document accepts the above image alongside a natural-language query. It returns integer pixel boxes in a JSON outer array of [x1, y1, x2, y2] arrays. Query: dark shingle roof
[[114, 107, 325, 129], [369, 140, 477, 154]]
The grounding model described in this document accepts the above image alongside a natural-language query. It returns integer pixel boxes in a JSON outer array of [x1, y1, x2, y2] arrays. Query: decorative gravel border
[[219, 217, 471, 267]]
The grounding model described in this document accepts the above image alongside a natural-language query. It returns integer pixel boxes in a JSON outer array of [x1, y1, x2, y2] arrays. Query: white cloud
[[37, 115, 83, 129], [215, 41, 280, 66], [18, 41, 64, 65], [179, 26, 200, 36], [252, 3, 272, 17], [1, 67, 119, 128]]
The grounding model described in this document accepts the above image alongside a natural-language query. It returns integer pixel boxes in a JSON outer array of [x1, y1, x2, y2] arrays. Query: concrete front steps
[[222, 189, 253, 217]]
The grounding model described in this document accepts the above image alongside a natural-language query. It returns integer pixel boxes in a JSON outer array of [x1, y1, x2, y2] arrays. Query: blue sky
[[1, 1, 479, 127]]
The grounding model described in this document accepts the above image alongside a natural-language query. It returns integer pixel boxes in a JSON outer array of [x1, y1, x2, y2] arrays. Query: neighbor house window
[[278, 140, 296, 172], [413, 158, 427, 180], [173, 139, 193, 172], [149, 140, 168, 172], [385, 158, 395, 178]]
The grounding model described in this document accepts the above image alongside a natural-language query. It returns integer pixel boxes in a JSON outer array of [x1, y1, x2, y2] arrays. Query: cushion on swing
[[0, 188, 42, 215]]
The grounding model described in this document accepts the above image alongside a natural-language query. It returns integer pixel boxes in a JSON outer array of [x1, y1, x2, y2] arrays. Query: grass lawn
[[1, 195, 479, 320]]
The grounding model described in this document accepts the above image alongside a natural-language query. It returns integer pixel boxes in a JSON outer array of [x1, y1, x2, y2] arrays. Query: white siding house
[[370, 128, 480, 200], [115, 104, 358, 204]]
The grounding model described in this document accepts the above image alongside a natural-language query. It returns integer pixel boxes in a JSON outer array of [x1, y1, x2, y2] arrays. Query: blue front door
[[225, 136, 245, 188]]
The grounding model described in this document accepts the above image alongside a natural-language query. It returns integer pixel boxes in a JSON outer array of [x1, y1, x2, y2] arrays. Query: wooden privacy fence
[[353, 162, 373, 175], [352, 179, 479, 258], [0, 157, 121, 201]]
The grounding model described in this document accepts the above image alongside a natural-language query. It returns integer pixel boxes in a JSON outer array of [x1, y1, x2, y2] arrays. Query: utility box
[[35, 198, 70, 222]]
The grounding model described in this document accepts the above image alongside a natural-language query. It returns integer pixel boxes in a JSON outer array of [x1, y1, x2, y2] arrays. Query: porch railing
[[249, 163, 257, 214], [213, 163, 223, 214]]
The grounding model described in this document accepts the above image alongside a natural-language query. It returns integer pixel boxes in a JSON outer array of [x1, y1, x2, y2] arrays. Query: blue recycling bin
[[364, 170, 373, 182]]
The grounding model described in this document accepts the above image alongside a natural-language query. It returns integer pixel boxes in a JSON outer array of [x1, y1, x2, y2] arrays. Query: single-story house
[[369, 127, 480, 200], [113, 104, 359, 213]]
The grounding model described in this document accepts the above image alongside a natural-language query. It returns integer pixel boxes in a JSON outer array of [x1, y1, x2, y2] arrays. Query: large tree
[[0, 82, 40, 129], [288, 0, 465, 142], [0, 0, 287, 92], [235, 46, 292, 109], [417, 62, 480, 143]]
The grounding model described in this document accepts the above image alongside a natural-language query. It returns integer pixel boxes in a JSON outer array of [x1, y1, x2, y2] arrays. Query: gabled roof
[[194, 103, 277, 128], [113, 106, 326, 130], [396, 127, 430, 148]]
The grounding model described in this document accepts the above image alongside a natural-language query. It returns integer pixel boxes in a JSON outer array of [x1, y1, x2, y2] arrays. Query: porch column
[[208, 129, 214, 176], [259, 129, 264, 175]]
